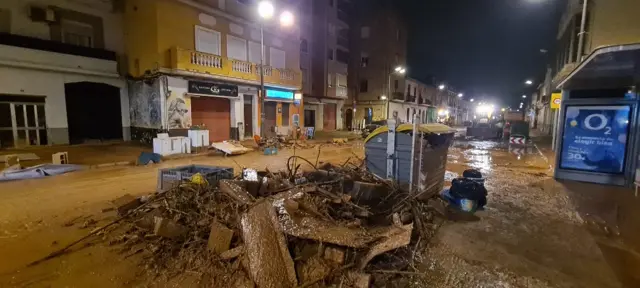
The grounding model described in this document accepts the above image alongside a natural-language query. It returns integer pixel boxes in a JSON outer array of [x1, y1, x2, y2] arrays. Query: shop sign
[[551, 93, 562, 109], [560, 105, 630, 174], [188, 81, 238, 97], [266, 89, 294, 101]]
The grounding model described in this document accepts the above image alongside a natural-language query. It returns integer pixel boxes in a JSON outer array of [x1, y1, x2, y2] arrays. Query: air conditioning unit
[[29, 6, 57, 23]]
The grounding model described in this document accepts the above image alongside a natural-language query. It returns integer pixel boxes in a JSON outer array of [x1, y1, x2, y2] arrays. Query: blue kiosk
[[555, 44, 640, 187]]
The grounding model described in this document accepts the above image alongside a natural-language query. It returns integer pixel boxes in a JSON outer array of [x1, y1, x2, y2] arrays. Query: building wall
[[124, 0, 300, 78], [1, 0, 124, 54], [0, 0, 129, 145], [587, 0, 640, 52]]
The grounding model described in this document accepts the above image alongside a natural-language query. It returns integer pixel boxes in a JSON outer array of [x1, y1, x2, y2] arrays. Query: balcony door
[[0, 101, 47, 148]]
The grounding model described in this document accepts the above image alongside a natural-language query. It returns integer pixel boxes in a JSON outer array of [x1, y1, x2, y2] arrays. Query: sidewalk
[[1, 142, 152, 166], [530, 131, 640, 286]]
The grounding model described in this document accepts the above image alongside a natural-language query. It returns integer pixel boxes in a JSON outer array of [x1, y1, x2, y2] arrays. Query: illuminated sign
[[551, 93, 562, 109], [560, 105, 630, 174], [266, 89, 294, 100]]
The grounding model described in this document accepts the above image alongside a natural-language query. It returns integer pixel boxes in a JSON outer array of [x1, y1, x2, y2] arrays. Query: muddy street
[[0, 140, 628, 287]]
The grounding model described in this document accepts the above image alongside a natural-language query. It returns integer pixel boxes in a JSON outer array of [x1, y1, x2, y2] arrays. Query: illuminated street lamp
[[257, 1, 294, 137], [525, 80, 533, 85], [470, 98, 474, 102], [458, 93, 463, 98], [438, 84, 446, 90], [522, 95, 527, 98], [386, 66, 406, 118]]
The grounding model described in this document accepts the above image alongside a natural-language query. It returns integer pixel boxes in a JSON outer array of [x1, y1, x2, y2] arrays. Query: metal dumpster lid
[[364, 123, 455, 143]]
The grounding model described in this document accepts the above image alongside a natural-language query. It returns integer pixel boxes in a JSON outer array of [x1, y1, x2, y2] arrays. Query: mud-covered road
[[0, 139, 633, 287]]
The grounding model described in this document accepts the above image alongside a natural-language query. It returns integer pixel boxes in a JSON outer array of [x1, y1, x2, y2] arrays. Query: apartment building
[[125, 0, 302, 142], [389, 78, 434, 124], [304, 0, 350, 131], [553, 0, 640, 86], [348, 0, 407, 127], [0, 0, 128, 147]]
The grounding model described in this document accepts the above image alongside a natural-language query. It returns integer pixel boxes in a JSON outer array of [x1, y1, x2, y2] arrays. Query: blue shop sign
[[560, 105, 631, 174], [266, 89, 294, 100]]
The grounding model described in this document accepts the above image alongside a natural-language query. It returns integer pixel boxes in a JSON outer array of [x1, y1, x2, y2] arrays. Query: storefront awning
[[558, 43, 640, 90]]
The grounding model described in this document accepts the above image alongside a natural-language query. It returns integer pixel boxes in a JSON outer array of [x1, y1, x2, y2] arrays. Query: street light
[[470, 98, 474, 102], [438, 84, 446, 90], [458, 93, 463, 98], [257, 1, 294, 137], [525, 80, 533, 85], [522, 95, 527, 98], [386, 66, 406, 119]]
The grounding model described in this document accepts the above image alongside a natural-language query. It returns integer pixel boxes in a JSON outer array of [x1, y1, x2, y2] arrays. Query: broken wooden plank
[[357, 223, 413, 269], [241, 201, 297, 288]]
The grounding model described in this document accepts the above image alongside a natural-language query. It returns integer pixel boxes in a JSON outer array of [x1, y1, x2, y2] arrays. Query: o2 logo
[[583, 113, 611, 135]]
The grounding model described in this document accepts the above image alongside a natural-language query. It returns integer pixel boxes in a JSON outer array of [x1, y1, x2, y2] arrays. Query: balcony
[[0, 32, 118, 77], [170, 47, 301, 89], [328, 85, 348, 98], [392, 92, 404, 101]]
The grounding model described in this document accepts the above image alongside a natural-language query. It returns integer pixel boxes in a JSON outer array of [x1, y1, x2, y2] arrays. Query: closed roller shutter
[[323, 103, 336, 131], [191, 97, 230, 143]]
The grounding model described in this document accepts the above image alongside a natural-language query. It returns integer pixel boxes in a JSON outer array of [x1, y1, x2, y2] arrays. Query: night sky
[[397, 0, 566, 108]]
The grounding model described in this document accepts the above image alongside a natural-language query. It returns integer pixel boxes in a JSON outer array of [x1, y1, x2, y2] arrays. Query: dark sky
[[398, 0, 566, 108]]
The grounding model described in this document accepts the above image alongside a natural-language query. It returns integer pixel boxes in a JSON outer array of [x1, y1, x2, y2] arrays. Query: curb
[[90, 161, 134, 169]]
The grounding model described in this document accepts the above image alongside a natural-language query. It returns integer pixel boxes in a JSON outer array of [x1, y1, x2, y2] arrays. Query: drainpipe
[[576, 0, 589, 63]]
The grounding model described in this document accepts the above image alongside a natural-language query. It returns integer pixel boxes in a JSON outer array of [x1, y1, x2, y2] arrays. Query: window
[[361, 26, 370, 38], [269, 47, 286, 68], [248, 41, 261, 63], [327, 48, 334, 60], [394, 80, 399, 90], [61, 20, 94, 48], [336, 49, 349, 64], [361, 53, 369, 67], [336, 73, 347, 87], [414, 87, 417, 95], [195, 25, 221, 55], [282, 103, 290, 126], [359, 79, 368, 92], [300, 38, 308, 53], [328, 73, 333, 87], [407, 84, 411, 95], [227, 35, 247, 61], [406, 108, 410, 122]]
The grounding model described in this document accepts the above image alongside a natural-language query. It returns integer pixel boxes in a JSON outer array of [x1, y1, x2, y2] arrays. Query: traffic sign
[[551, 93, 562, 109]]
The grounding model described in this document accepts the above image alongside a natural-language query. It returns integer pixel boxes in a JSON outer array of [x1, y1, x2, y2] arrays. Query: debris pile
[[111, 160, 444, 287]]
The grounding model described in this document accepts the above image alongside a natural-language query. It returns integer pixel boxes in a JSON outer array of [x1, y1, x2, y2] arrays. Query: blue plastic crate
[[157, 165, 234, 192]]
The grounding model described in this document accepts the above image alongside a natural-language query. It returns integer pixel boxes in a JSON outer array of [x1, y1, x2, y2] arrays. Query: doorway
[[65, 82, 122, 144], [264, 101, 277, 137], [304, 109, 315, 128], [0, 99, 47, 148], [323, 103, 337, 131], [243, 95, 253, 137], [345, 108, 353, 130]]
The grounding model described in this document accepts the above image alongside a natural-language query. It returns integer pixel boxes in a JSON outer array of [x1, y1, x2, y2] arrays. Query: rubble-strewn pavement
[[0, 138, 634, 287]]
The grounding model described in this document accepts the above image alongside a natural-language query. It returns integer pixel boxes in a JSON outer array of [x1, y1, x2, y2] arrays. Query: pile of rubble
[[110, 161, 443, 287]]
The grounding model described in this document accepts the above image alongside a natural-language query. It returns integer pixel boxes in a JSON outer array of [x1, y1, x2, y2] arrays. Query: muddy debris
[[103, 161, 445, 287]]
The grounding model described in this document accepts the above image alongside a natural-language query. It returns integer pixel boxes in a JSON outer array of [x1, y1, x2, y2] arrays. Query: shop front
[[264, 88, 304, 137]]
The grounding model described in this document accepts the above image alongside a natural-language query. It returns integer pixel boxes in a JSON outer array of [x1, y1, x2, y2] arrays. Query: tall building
[[303, 0, 350, 131], [348, 0, 407, 128], [0, 0, 127, 147], [125, 0, 303, 142]]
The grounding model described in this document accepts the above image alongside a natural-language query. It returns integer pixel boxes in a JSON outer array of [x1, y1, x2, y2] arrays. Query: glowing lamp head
[[258, 1, 275, 19]]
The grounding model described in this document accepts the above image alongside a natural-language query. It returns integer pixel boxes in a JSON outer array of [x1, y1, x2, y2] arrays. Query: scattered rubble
[[96, 160, 445, 287]]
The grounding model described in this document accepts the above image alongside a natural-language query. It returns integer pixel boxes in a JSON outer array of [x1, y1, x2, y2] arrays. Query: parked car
[[361, 120, 387, 138]]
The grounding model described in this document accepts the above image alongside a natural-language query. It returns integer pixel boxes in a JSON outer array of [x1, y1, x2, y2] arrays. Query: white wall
[[0, 0, 125, 54], [0, 66, 128, 130]]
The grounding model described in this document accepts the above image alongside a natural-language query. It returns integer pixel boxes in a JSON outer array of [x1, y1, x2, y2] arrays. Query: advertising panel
[[560, 105, 631, 174]]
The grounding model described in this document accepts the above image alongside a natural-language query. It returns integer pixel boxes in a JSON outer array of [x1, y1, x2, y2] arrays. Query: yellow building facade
[[125, 0, 304, 142]]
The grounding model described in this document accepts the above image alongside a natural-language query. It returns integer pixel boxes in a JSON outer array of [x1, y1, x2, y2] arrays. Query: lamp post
[[257, 1, 293, 138], [385, 66, 405, 119]]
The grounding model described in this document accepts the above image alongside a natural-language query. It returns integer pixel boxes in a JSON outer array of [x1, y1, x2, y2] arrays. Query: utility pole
[[576, 0, 588, 63], [259, 23, 266, 138]]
